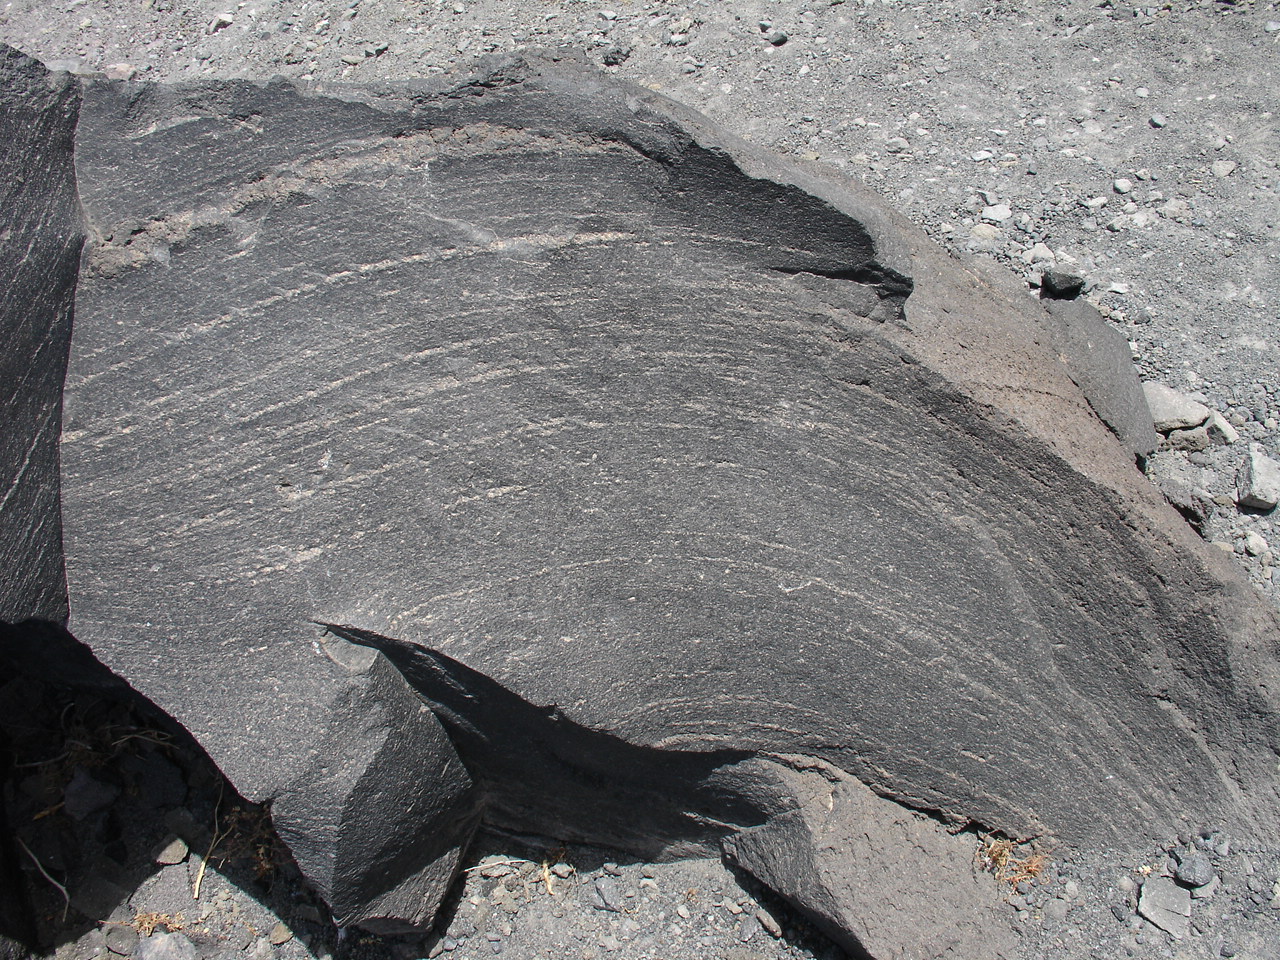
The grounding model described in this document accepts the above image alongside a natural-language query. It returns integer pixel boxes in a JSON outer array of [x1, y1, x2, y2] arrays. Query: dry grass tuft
[[977, 834, 1054, 887]]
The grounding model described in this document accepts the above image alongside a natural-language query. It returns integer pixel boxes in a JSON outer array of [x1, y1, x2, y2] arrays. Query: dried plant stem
[[192, 782, 228, 900], [16, 837, 69, 922]]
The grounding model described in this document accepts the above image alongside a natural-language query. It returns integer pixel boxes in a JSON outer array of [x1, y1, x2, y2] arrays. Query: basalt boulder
[[5, 44, 1280, 957]]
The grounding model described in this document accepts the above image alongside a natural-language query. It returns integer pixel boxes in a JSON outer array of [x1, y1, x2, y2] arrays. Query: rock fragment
[[1143, 382, 1211, 432], [1138, 877, 1191, 939], [1040, 269, 1084, 300], [1237, 444, 1280, 510], [1174, 851, 1215, 888]]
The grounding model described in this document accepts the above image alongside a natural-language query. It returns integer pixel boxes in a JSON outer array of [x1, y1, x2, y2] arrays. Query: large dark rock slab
[[1, 44, 1273, 951], [0, 46, 81, 625]]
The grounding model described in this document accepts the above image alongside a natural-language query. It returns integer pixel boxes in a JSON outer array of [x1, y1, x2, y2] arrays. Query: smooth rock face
[[7, 48, 1275, 943], [0, 46, 83, 625]]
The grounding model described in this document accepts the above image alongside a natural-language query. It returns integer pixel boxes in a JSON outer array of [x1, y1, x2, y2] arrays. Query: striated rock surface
[[4, 44, 1280, 954], [0, 45, 82, 625]]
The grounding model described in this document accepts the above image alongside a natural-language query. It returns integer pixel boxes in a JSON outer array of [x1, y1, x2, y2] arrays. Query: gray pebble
[[1149, 113, 1167, 128], [1044, 897, 1070, 921], [1175, 851, 1216, 888], [766, 30, 788, 46], [592, 876, 624, 912]]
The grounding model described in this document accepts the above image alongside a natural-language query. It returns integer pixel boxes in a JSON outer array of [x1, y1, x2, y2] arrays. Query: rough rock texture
[[1, 44, 1276, 947], [0, 45, 82, 625]]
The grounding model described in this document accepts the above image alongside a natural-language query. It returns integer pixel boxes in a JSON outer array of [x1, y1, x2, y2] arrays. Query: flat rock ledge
[[3, 44, 1280, 959]]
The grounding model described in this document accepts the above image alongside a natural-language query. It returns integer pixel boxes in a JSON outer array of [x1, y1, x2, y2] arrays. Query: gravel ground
[[3, 1, 1279, 959]]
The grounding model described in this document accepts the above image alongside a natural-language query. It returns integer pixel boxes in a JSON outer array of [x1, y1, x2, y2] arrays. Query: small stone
[[550, 862, 573, 878], [676, 904, 691, 920], [766, 30, 788, 46], [1110, 904, 1129, 922], [1244, 532, 1268, 557], [103, 63, 137, 81], [153, 836, 189, 865], [1168, 426, 1211, 452], [1040, 269, 1084, 300], [341, 54, 364, 65], [1044, 898, 1070, 921], [885, 136, 910, 153], [1174, 851, 1215, 888], [1143, 382, 1210, 432], [1021, 242, 1055, 265], [1118, 876, 1137, 894], [971, 149, 995, 161], [981, 203, 1012, 223], [1237, 443, 1280, 510], [1191, 875, 1220, 899], [1149, 113, 1167, 128], [1211, 160, 1237, 178], [592, 877, 624, 912], [1113, 178, 1133, 194], [209, 13, 234, 32], [598, 9, 618, 19], [1206, 411, 1240, 446], [136, 932, 199, 960], [599, 935, 621, 952], [968, 222, 1002, 242], [268, 922, 293, 946], [1063, 879, 1080, 900], [602, 862, 622, 876], [63, 767, 120, 820], [736, 917, 762, 942], [104, 925, 138, 956], [755, 908, 783, 938], [1220, 941, 1239, 957], [1138, 877, 1191, 939], [1266, 21, 1280, 33]]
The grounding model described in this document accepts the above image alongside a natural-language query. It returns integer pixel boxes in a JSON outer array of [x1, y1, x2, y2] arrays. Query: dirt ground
[[2, 1, 1279, 959]]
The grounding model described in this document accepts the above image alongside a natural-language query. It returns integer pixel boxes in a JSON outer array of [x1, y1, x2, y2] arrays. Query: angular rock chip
[[1040, 298, 1159, 458], [1138, 876, 1192, 939], [1237, 443, 1280, 511], [2, 46, 1272, 944]]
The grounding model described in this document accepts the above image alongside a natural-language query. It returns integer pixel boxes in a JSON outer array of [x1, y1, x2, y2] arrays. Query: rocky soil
[[2, 1, 1279, 959]]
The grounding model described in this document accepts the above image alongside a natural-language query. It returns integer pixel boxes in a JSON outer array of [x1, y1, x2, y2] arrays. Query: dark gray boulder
[[2, 44, 1274, 953]]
